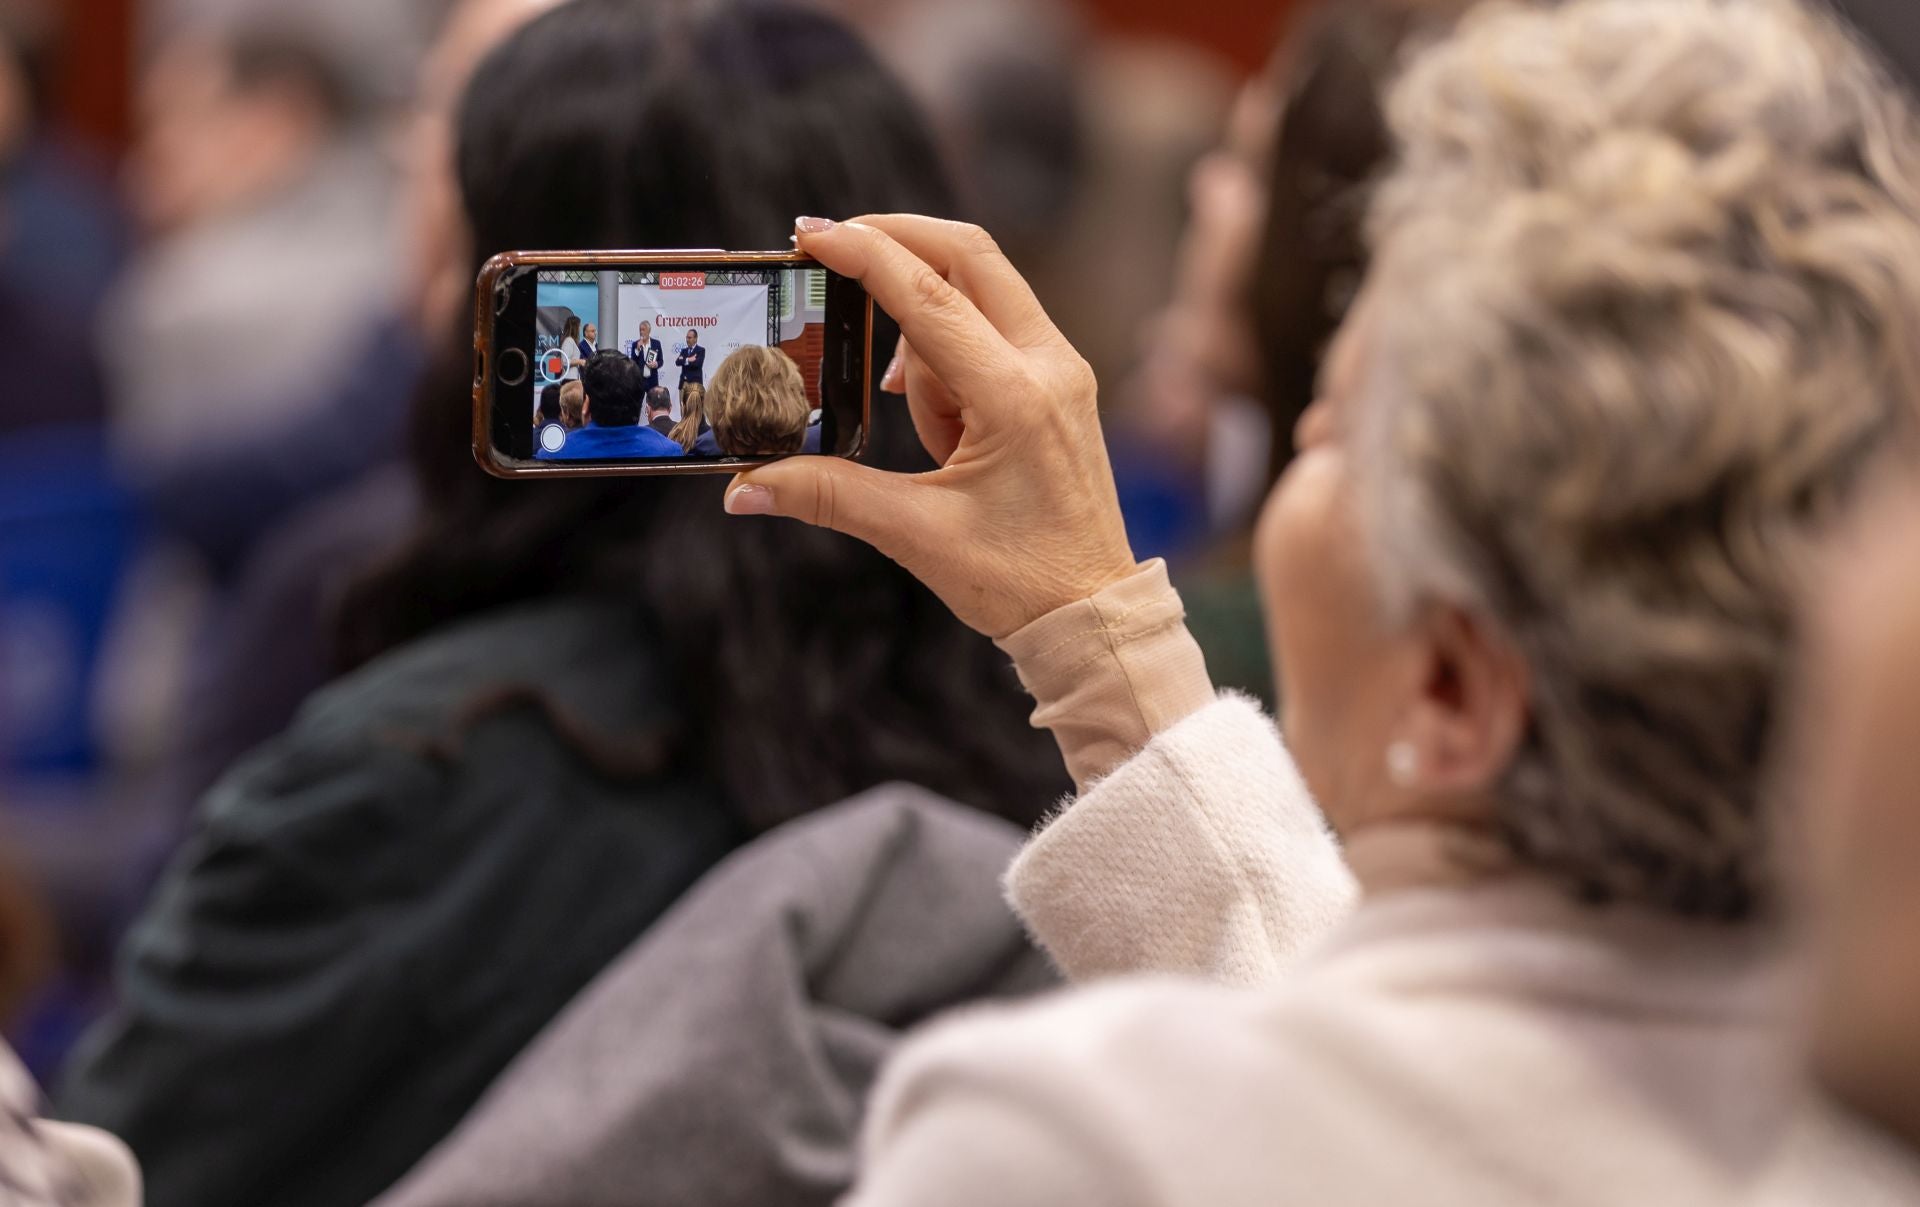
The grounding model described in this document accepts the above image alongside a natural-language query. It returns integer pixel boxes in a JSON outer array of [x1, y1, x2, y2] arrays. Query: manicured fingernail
[[794, 216, 836, 234], [725, 483, 776, 515], [881, 355, 904, 393]]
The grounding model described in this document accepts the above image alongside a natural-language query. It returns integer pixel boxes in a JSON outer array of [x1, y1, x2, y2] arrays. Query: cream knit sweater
[[841, 562, 1870, 1207]]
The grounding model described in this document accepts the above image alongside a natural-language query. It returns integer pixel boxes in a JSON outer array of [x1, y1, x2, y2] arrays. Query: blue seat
[[0, 426, 140, 774]]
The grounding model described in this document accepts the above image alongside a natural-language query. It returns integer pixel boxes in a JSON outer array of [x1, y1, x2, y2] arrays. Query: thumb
[[723, 455, 925, 555]]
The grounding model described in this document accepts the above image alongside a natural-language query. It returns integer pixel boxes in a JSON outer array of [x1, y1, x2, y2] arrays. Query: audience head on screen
[[578, 352, 646, 427], [671, 382, 707, 453], [709, 345, 809, 455], [645, 386, 672, 424], [559, 379, 586, 429], [537, 382, 561, 426], [337, 0, 1068, 829], [1268, 0, 1920, 918]]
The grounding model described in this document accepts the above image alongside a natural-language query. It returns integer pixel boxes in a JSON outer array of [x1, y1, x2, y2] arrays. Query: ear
[[581, 394, 593, 424], [1396, 605, 1530, 800]]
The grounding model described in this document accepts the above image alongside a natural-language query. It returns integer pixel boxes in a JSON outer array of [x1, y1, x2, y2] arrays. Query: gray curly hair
[[1356, 0, 1920, 918]]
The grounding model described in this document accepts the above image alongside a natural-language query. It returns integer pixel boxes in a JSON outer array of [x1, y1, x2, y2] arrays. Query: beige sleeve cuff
[[995, 560, 1216, 791]]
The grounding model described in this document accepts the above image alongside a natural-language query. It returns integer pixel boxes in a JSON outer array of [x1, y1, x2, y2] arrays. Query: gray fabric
[[375, 786, 1058, 1207]]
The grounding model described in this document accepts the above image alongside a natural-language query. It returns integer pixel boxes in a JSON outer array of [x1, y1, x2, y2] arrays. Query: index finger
[[845, 215, 1062, 351], [796, 218, 1017, 402]]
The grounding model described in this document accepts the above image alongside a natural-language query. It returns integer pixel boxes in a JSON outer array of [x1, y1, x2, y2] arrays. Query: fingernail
[[794, 216, 836, 235], [881, 355, 904, 393], [725, 483, 776, 515]]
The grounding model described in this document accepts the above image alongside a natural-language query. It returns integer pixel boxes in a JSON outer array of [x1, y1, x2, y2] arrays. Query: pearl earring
[[1386, 741, 1420, 787]]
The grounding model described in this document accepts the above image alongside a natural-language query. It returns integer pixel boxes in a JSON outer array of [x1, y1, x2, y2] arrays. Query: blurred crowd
[[0, 0, 1276, 1081], [0, 0, 1916, 1204]]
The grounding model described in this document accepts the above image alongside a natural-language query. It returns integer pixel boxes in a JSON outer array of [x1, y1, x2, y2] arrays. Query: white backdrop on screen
[[617, 283, 771, 403]]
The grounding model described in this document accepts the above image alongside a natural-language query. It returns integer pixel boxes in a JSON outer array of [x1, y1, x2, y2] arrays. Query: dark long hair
[[1252, 1, 1473, 476], [336, 0, 1068, 831]]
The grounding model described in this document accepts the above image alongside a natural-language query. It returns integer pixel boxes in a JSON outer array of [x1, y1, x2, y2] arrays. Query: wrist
[[997, 560, 1215, 789]]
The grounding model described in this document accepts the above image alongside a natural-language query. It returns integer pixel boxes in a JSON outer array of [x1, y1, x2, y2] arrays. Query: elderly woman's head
[[1258, 0, 1920, 918], [709, 345, 810, 455]]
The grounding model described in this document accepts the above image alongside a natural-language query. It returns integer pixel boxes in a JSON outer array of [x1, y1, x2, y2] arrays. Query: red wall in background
[[50, 0, 137, 155], [1081, 0, 1296, 73]]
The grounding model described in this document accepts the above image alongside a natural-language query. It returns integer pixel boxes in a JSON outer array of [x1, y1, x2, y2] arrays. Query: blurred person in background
[[104, 10, 402, 470], [1166, 0, 1480, 703], [53, 3, 1068, 1206], [848, 0, 1246, 565], [81, 2, 437, 869], [738, 0, 1920, 1201], [113, 0, 524, 860], [1251, 0, 1475, 475], [0, 0, 125, 436]]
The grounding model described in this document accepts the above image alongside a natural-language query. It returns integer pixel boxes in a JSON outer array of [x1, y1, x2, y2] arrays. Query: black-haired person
[[536, 352, 683, 460], [674, 327, 706, 402], [645, 385, 676, 438], [55, 3, 1065, 1205], [536, 382, 562, 431]]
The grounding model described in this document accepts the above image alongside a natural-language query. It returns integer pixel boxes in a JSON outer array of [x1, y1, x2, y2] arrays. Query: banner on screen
[[617, 283, 770, 394]]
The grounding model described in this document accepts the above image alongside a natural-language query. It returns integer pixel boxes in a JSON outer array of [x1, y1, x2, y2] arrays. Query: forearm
[[997, 562, 1357, 985]]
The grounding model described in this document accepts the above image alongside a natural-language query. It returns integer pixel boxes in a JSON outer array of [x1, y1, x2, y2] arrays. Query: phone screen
[[477, 254, 871, 476]]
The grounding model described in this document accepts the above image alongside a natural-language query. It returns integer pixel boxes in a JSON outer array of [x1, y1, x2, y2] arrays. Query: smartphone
[[473, 250, 873, 477]]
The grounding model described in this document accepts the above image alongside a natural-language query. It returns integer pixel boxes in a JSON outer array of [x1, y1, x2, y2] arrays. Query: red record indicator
[[539, 347, 570, 383]]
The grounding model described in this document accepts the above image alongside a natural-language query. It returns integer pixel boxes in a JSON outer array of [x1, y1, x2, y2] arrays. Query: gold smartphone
[[473, 250, 874, 477]]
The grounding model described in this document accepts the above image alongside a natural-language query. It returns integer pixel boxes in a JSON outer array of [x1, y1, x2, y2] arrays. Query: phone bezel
[[473, 249, 874, 478]]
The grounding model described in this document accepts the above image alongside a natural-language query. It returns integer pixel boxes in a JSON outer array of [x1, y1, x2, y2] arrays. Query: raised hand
[[723, 215, 1139, 640]]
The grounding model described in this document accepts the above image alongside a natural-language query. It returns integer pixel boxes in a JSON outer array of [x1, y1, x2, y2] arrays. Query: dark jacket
[[375, 787, 1057, 1207], [674, 343, 707, 385], [628, 337, 663, 391], [55, 599, 743, 1207]]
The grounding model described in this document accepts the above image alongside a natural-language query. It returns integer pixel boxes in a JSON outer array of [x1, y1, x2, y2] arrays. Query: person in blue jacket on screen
[[537, 352, 684, 460]]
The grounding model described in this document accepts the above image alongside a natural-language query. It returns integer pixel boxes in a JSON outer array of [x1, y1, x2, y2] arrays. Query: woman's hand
[[723, 215, 1141, 640]]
